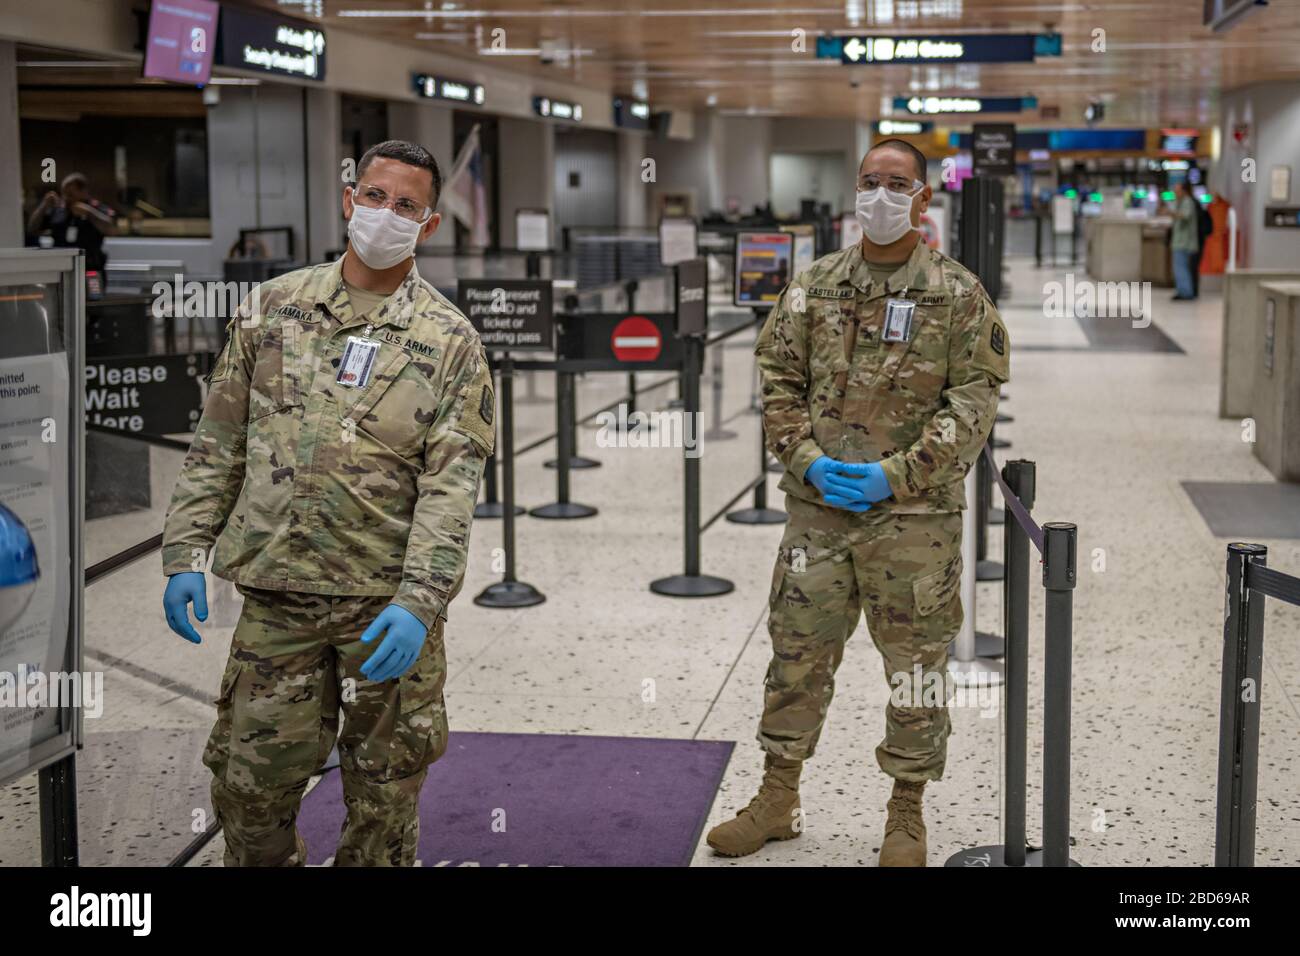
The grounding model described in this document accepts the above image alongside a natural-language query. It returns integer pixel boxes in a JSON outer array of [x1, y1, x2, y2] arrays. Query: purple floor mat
[[298, 732, 734, 867]]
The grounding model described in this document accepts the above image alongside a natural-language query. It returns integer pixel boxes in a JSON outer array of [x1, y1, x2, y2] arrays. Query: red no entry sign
[[610, 315, 662, 362]]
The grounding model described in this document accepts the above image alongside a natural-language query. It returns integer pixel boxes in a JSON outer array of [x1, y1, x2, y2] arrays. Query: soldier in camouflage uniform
[[707, 140, 1009, 865], [161, 141, 494, 866]]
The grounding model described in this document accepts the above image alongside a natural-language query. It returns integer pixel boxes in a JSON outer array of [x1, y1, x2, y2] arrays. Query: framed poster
[[0, 248, 85, 788], [659, 217, 698, 267]]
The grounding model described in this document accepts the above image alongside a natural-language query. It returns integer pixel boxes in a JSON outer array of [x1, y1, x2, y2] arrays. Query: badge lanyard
[[337, 322, 379, 388], [882, 285, 914, 344]]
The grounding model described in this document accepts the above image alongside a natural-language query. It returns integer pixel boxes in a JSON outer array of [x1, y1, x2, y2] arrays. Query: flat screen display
[[142, 0, 219, 86], [734, 232, 794, 308]]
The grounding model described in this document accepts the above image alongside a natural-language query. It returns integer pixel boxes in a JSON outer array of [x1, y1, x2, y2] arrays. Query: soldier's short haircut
[[864, 139, 928, 182], [356, 140, 443, 208]]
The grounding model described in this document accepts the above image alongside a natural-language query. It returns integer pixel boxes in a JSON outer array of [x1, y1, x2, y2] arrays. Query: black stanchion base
[[704, 428, 738, 441], [649, 573, 735, 597], [474, 580, 546, 608], [944, 845, 1081, 867], [726, 507, 787, 525], [996, 413, 1014, 423], [543, 456, 601, 470], [474, 501, 526, 518], [975, 630, 1004, 659], [529, 501, 599, 519], [976, 559, 1004, 582], [988, 507, 1005, 526], [992, 437, 1012, 449]]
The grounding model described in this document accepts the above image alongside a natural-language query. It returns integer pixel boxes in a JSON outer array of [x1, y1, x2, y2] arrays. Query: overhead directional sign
[[832, 33, 1056, 65], [874, 120, 933, 135], [413, 73, 485, 106], [896, 96, 1037, 115]]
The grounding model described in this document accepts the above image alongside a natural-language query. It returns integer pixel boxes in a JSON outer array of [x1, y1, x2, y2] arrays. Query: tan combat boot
[[706, 756, 803, 857], [879, 779, 927, 867]]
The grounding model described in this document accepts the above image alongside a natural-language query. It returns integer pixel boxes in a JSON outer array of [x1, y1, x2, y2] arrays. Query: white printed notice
[[0, 353, 72, 769]]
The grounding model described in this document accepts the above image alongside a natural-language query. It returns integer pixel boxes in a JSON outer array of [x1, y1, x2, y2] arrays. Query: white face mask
[[855, 187, 918, 245], [347, 201, 423, 270]]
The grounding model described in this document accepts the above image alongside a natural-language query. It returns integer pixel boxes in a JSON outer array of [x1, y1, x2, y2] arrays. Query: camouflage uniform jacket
[[162, 256, 495, 629], [755, 239, 1010, 514]]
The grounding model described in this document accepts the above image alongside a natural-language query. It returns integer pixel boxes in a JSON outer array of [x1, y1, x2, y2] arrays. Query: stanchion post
[[475, 356, 546, 607], [651, 332, 734, 596], [1002, 459, 1035, 866], [1215, 543, 1267, 867], [475, 365, 522, 519], [531, 369, 597, 519], [704, 340, 736, 441], [975, 441, 1002, 581], [39, 754, 78, 867], [1041, 521, 1077, 866]]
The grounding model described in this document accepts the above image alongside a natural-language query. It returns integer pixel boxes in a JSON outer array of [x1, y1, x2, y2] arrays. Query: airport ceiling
[[236, 0, 1300, 127]]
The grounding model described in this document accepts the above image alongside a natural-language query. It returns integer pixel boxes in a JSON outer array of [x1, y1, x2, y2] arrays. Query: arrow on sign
[[843, 37, 866, 62]]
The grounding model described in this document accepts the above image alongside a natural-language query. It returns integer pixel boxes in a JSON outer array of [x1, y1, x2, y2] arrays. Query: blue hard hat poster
[[0, 352, 73, 767]]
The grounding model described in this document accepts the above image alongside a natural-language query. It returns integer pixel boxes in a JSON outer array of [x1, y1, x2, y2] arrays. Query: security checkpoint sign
[[457, 279, 554, 352], [972, 124, 1017, 176]]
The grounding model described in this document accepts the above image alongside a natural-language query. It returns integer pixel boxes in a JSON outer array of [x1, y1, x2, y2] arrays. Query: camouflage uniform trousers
[[203, 585, 448, 866], [758, 496, 964, 783]]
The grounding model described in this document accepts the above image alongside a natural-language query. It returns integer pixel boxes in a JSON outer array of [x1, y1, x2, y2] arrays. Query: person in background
[[27, 173, 118, 277], [1170, 182, 1199, 301]]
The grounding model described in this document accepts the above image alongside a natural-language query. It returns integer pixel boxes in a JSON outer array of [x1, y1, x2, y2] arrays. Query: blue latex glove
[[823, 461, 894, 510], [163, 572, 208, 644], [804, 456, 840, 497], [359, 604, 428, 683]]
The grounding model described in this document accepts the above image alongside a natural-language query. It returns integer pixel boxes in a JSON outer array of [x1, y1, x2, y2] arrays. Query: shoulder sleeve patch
[[970, 305, 1010, 384], [451, 352, 496, 456]]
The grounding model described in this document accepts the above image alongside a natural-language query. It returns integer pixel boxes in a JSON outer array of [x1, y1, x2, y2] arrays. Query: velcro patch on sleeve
[[453, 358, 496, 456], [971, 312, 1011, 383]]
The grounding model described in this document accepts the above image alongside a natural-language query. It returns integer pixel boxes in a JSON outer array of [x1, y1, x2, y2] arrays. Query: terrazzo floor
[[2, 256, 1297, 867]]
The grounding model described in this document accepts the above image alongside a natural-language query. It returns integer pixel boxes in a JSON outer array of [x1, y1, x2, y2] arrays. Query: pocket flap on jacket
[[913, 555, 962, 617]]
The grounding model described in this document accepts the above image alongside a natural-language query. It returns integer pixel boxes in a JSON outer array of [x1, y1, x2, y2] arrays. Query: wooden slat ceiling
[[237, 0, 1300, 126]]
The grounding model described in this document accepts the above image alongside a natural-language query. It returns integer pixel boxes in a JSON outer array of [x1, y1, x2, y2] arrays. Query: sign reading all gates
[[558, 313, 682, 371], [457, 279, 554, 352], [83, 353, 213, 434], [972, 124, 1017, 176]]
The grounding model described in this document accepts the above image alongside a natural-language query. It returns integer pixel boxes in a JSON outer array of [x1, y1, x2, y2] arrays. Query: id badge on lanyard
[[882, 297, 916, 344], [337, 323, 379, 388]]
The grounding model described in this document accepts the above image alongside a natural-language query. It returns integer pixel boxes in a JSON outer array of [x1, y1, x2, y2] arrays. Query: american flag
[[443, 124, 490, 248]]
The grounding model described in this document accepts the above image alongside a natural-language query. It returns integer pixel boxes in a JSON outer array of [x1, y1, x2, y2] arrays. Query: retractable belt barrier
[[947, 446, 1081, 868], [1216, 544, 1300, 867]]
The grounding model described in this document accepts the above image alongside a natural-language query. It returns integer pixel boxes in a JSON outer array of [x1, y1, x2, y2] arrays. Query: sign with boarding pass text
[[457, 279, 554, 352]]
